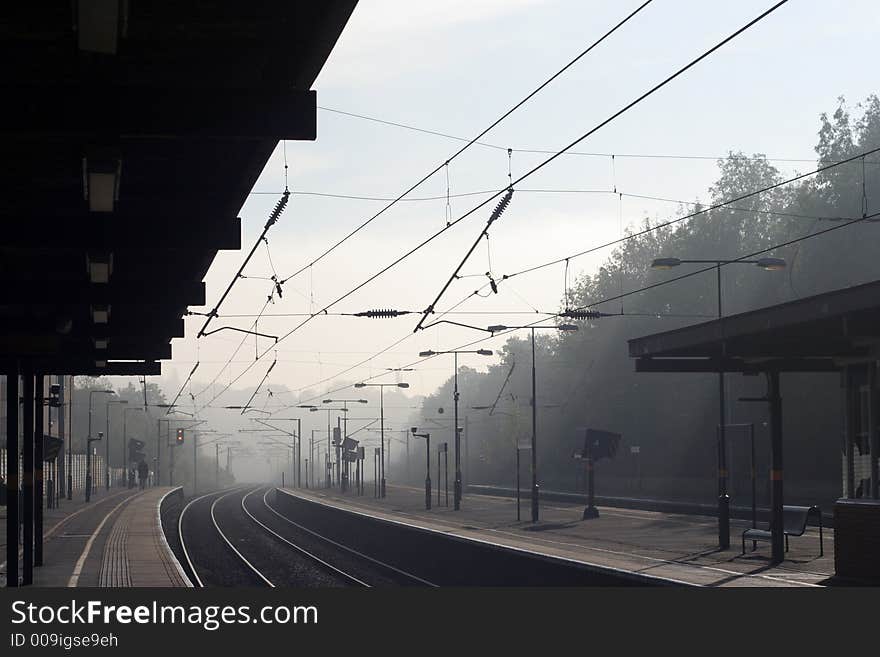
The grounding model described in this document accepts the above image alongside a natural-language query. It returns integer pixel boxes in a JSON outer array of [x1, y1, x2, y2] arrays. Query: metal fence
[[0, 448, 114, 506]]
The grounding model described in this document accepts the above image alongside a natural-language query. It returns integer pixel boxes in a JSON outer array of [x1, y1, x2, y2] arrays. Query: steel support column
[[22, 369, 34, 584], [768, 371, 784, 564], [6, 368, 20, 586], [35, 374, 44, 567]]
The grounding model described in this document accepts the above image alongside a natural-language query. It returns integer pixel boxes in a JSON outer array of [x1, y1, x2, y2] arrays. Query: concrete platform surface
[[2, 486, 189, 587], [280, 484, 833, 587]]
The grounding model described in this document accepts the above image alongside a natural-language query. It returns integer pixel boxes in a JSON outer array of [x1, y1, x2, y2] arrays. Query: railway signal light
[[176, 428, 184, 445]]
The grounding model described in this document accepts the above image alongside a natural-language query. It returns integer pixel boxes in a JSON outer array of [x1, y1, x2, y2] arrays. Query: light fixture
[[87, 253, 114, 283], [487, 325, 507, 333], [476, 349, 493, 356], [95, 360, 107, 368], [55, 317, 73, 335], [756, 257, 786, 271], [91, 304, 110, 324], [651, 257, 682, 270], [76, 0, 126, 55], [418, 350, 436, 357], [94, 338, 109, 350], [557, 324, 579, 332], [82, 149, 121, 213]]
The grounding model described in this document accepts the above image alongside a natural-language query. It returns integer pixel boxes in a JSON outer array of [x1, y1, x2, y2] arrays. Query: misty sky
[[141, 0, 879, 414]]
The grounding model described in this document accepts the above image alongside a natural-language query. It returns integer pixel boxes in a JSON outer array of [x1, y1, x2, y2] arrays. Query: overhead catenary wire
[[566, 210, 880, 318], [238, 135, 872, 415], [415, 188, 514, 330], [191, 298, 272, 402], [166, 362, 199, 415], [243, 186, 868, 222], [497, 145, 880, 283], [488, 360, 516, 416], [318, 104, 876, 166], [285, 205, 878, 410], [420, 146, 880, 326], [412, 0, 791, 331], [210, 1, 793, 408], [275, 1, 655, 287], [241, 355, 276, 415]]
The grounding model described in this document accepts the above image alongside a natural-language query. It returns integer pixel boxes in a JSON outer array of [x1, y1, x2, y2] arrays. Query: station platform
[[280, 484, 834, 587], [2, 486, 190, 587]]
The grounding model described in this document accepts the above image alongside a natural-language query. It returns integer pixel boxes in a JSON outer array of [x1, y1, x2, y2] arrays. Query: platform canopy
[[0, 1, 357, 375], [628, 279, 880, 373]]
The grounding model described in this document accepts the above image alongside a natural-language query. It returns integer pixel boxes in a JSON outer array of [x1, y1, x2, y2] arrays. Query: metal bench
[[741, 505, 823, 557]]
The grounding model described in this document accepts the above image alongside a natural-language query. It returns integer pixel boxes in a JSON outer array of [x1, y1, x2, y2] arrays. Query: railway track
[[177, 485, 433, 587]]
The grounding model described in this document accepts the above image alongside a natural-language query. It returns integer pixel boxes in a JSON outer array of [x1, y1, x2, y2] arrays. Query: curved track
[[178, 487, 266, 587], [178, 485, 432, 587]]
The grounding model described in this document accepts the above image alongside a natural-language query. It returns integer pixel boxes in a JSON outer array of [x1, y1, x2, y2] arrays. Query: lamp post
[[486, 325, 578, 522], [410, 428, 431, 509], [354, 382, 409, 497], [305, 404, 351, 487], [106, 398, 128, 491], [321, 399, 367, 490], [418, 349, 493, 511], [123, 407, 144, 488], [651, 255, 785, 549], [87, 389, 114, 501]]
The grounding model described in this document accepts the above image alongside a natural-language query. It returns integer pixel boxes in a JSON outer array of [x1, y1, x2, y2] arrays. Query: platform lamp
[[354, 382, 409, 497], [418, 349, 493, 511], [411, 428, 432, 510], [105, 398, 128, 491], [651, 255, 786, 549], [485, 325, 579, 522], [86, 389, 114, 501]]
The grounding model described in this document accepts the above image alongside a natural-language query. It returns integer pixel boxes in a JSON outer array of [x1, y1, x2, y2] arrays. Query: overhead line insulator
[[487, 188, 514, 226], [353, 309, 412, 318], [560, 309, 613, 320], [265, 190, 290, 229]]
